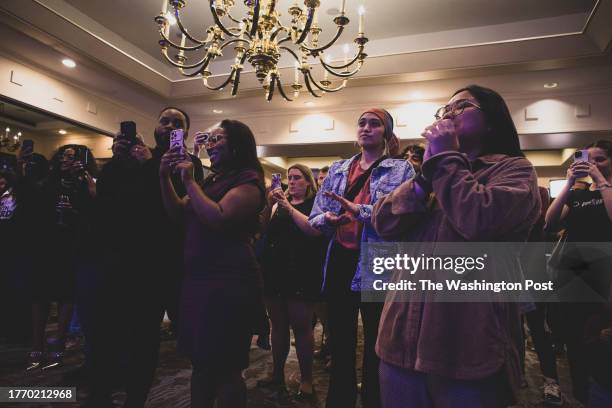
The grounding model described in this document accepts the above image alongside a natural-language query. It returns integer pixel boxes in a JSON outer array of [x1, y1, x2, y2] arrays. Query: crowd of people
[[0, 85, 611, 408]]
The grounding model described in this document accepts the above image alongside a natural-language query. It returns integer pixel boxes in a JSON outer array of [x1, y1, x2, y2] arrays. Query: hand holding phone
[[114, 121, 138, 158], [19, 139, 34, 161], [170, 129, 185, 154], [573, 149, 589, 178], [271, 173, 282, 191]]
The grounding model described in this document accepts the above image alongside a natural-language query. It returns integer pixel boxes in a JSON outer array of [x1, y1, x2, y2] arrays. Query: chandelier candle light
[[0, 127, 22, 152], [155, 0, 368, 101]]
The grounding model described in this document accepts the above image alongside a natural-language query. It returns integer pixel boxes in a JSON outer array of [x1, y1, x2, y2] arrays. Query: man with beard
[[78, 107, 202, 408]]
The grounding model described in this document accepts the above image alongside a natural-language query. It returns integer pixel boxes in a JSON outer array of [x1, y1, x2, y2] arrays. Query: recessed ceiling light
[[409, 91, 423, 100], [58, 129, 67, 135], [212, 109, 223, 114], [62, 58, 76, 68], [543, 82, 558, 89], [304, 101, 315, 107]]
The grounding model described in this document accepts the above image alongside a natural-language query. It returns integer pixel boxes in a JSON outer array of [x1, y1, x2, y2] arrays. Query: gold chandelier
[[1, 127, 22, 152], [155, 0, 368, 101]]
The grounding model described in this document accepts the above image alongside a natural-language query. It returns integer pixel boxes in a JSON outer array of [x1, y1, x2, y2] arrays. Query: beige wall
[[189, 90, 612, 148], [286, 157, 343, 170], [0, 54, 157, 146], [26, 133, 113, 159]]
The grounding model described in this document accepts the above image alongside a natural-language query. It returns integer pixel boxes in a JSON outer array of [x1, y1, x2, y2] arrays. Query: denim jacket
[[309, 153, 414, 291]]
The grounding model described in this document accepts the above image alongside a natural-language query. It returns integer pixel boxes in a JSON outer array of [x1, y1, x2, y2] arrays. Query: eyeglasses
[[434, 99, 481, 120], [198, 133, 226, 147]]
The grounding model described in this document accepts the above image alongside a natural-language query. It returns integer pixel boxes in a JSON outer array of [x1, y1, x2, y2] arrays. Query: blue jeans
[[588, 381, 612, 408], [379, 360, 509, 408]]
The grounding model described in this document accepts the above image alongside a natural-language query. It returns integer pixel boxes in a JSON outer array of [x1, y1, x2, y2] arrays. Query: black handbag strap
[[343, 155, 386, 202]]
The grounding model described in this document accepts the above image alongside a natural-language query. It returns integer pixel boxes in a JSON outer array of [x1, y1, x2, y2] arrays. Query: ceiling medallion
[[155, 0, 368, 101]]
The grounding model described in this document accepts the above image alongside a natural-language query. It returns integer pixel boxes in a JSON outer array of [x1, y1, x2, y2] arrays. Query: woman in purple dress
[[160, 119, 265, 408]]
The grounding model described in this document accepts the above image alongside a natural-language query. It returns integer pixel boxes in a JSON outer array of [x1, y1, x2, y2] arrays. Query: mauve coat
[[372, 152, 541, 400]]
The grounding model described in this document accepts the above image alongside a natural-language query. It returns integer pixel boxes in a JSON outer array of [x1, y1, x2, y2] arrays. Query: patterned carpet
[[0, 319, 584, 407]]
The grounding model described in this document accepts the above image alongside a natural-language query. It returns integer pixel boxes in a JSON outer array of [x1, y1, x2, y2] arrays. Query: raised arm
[[422, 152, 540, 240], [544, 161, 588, 232], [159, 149, 186, 221], [272, 189, 321, 237], [185, 179, 261, 229], [175, 161, 262, 229], [587, 160, 612, 222], [372, 178, 430, 240]]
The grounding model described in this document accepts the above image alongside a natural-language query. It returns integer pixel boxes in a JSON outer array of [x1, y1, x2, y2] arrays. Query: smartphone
[[573, 149, 589, 162], [271, 173, 282, 190], [21, 139, 34, 152], [573, 149, 589, 178], [119, 121, 137, 147], [75, 147, 89, 165], [170, 129, 185, 153]]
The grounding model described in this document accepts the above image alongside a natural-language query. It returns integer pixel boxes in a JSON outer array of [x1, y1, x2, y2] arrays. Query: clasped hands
[[421, 119, 459, 161], [567, 160, 605, 186]]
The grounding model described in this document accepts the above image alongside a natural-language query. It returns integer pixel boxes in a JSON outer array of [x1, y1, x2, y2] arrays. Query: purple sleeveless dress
[[178, 169, 264, 369]]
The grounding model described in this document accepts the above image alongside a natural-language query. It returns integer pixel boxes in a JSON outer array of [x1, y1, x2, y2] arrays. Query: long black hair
[[49, 144, 98, 179], [218, 119, 264, 178], [453, 85, 524, 158]]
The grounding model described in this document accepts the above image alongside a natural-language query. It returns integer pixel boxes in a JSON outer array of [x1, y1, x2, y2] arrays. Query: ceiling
[[0, 0, 611, 171], [1, 0, 609, 109], [62, 0, 597, 66]]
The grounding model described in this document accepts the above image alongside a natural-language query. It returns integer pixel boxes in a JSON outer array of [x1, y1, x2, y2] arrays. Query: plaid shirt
[[309, 153, 414, 291]]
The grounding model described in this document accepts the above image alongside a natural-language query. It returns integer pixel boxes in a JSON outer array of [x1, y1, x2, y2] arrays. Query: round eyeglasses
[[434, 99, 481, 120]]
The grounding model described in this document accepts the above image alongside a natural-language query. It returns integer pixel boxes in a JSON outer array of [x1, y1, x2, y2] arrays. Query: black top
[[35, 176, 96, 255], [0, 187, 29, 254], [91, 148, 203, 281], [566, 187, 612, 242], [261, 197, 325, 299], [183, 168, 265, 282], [585, 309, 612, 389]]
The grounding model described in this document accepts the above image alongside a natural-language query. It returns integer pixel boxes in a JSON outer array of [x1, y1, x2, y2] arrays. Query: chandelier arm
[[278, 46, 301, 64], [220, 38, 251, 50], [270, 25, 289, 42], [174, 8, 214, 45], [266, 75, 276, 101], [278, 36, 292, 45], [295, 7, 315, 44], [303, 73, 323, 98], [158, 26, 210, 52], [274, 75, 294, 102], [249, 0, 261, 37], [209, 0, 240, 38], [161, 48, 213, 73], [230, 52, 248, 96], [306, 69, 348, 92], [203, 69, 236, 91], [319, 60, 364, 78], [320, 49, 362, 71], [300, 26, 345, 53], [231, 69, 241, 96], [225, 12, 243, 25]]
